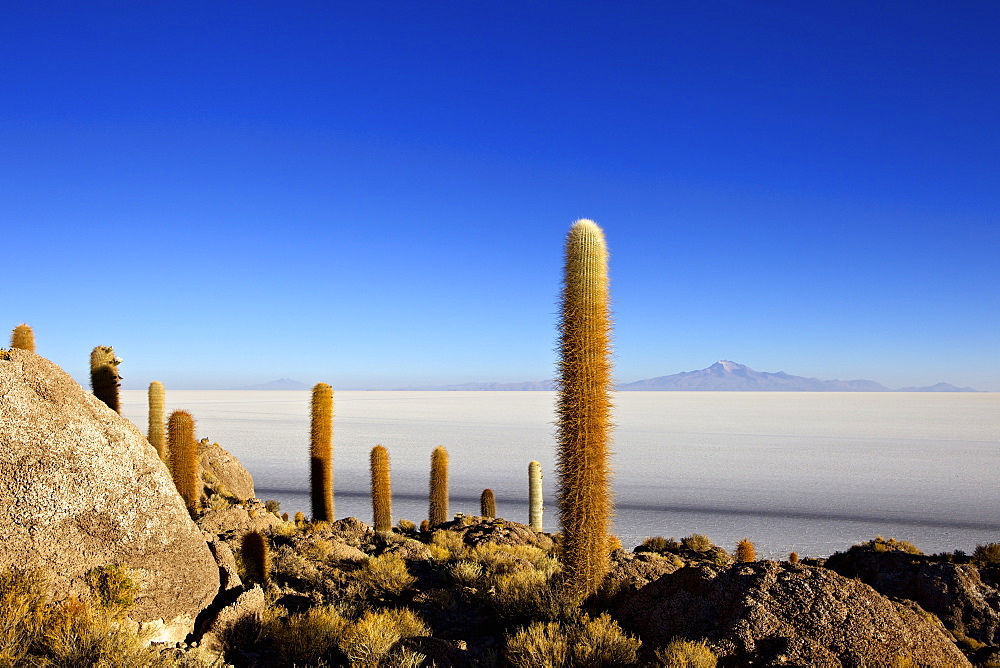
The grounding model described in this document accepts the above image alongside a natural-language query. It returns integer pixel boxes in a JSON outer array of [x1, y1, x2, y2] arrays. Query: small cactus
[[528, 460, 543, 531], [147, 381, 166, 461], [480, 488, 496, 518], [370, 445, 393, 534], [310, 383, 334, 521], [241, 530, 270, 586], [736, 538, 756, 563], [167, 410, 200, 514], [10, 324, 35, 353], [429, 446, 449, 527], [90, 345, 122, 413], [789, 551, 800, 564], [556, 219, 614, 599]]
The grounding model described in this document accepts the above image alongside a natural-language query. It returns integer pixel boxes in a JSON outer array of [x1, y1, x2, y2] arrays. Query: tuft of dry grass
[[653, 638, 717, 667], [339, 608, 428, 667], [505, 612, 640, 667], [355, 553, 416, 597]]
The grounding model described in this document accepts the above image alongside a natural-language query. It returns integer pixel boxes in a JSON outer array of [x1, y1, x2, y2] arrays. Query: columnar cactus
[[167, 410, 200, 515], [528, 460, 544, 532], [10, 324, 35, 353], [429, 446, 449, 527], [370, 445, 393, 534], [310, 383, 334, 521], [480, 488, 496, 518], [241, 530, 270, 586], [148, 381, 166, 461], [736, 538, 756, 563], [556, 219, 614, 599], [90, 345, 122, 413]]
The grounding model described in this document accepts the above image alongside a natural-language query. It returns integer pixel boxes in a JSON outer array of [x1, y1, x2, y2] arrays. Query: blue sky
[[3, 2, 998, 390]]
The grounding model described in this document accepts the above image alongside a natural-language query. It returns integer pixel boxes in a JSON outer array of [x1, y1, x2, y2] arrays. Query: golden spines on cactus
[[148, 381, 167, 461], [736, 538, 756, 563], [528, 460, 544, 531], [90, 345, 122, 413], [480, 488, 496, 518], [429, 446, 449, 527], [241, 530, 270, 586], [310, 383, 334, 521], [556, 218, 614, 599], [10, 324, 35, 353], [370, 445, 393, 534], [167, 410, 200, 515]]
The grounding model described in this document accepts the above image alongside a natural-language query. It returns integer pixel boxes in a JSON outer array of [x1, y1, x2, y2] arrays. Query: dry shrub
[[356, 553, 416, 596], [641, 536, 680, 553], [505, 613, 640, 667], [868, 535, 922, 555], [268, 604, 348, 665], [973, 543, 1000, 567], [397, 519, 416, 533], [430, 529, 467, 560], [653, 638, 717, 667], [0, 568, 49, 665], [339, 608, 428, 667], [36, 597, 166, 667], [449, 560, 485, 588], [85, 564, 137, 617], [681, 534, 713, 553], [734, 538, 756, 563]]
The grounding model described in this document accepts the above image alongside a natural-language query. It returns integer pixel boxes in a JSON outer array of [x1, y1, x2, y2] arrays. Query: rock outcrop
[[198, 438, 255, 502], [825, 542, 1000, 646], [612, 560, 971, 666], [0, 349, 220, 643]]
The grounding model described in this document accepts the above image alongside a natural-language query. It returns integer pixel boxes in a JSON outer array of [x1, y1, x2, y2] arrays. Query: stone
[[0, 349, 219, 643], [196, 498, 283, 537], [612, 560, 971, 666], [198, 438, 255, 502], [825, 542, 1000, 646], [440, 516, 555, 550]]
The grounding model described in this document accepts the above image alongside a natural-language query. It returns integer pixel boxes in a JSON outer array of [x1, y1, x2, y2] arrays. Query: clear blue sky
[[3, 2, 998, 390]]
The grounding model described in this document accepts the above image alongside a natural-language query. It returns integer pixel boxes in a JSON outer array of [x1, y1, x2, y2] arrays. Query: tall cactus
[[529, 460, 544, 532], [480, 488, 496, 518], [90, 345, 122, 413], [167, 410, 200, 515], [555, 219, 614, 599], [370, 445, 392, 534], [148, 381, 167, 461], [310, 383, 334, 521], [241, 530, 270, 586], [429, 446, 449, 527], [10, 324, 35, 353]]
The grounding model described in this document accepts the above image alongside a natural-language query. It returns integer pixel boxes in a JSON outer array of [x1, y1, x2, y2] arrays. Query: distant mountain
[[619, 361, 978, 392], [895, 382, 979, 392], [228, 378, 311, 390], [398, 380, 556, 391]]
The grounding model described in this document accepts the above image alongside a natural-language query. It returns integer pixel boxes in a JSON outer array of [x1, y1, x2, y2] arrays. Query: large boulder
[[0, 349, 220, 643], [825, 540, 1000, 646], [198, 438, 255, 502], [612, 560, 971, 666]]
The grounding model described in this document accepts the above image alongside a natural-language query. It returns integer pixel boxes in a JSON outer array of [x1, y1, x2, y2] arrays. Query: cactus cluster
[[556, 219, 615, 599], [310, 383, 334, 521]]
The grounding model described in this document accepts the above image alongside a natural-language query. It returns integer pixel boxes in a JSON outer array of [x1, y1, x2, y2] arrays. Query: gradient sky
[[3, 2, 998, 390]]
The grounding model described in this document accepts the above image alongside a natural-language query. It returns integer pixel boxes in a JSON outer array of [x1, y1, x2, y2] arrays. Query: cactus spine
[[167, 410, 200, 514], [10, 324, 35, 353], [480, 488, 496, 518], [555, 219, 614, 599], [370, 445, 393, 534], [241, 530, 270, 586], [309, 383, 334, 521], [529, 460, 544, 531], [90, 345, 122, 413], [429, 446, 449, 527], [148, 381, 166, 461]]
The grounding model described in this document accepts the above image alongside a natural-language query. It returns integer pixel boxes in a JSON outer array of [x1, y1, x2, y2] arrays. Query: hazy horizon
[[5, 4, 998, 391]]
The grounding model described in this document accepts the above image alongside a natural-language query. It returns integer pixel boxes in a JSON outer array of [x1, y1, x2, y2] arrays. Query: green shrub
[[653, 638, 717, 667], [84, 564, 137, 617]]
